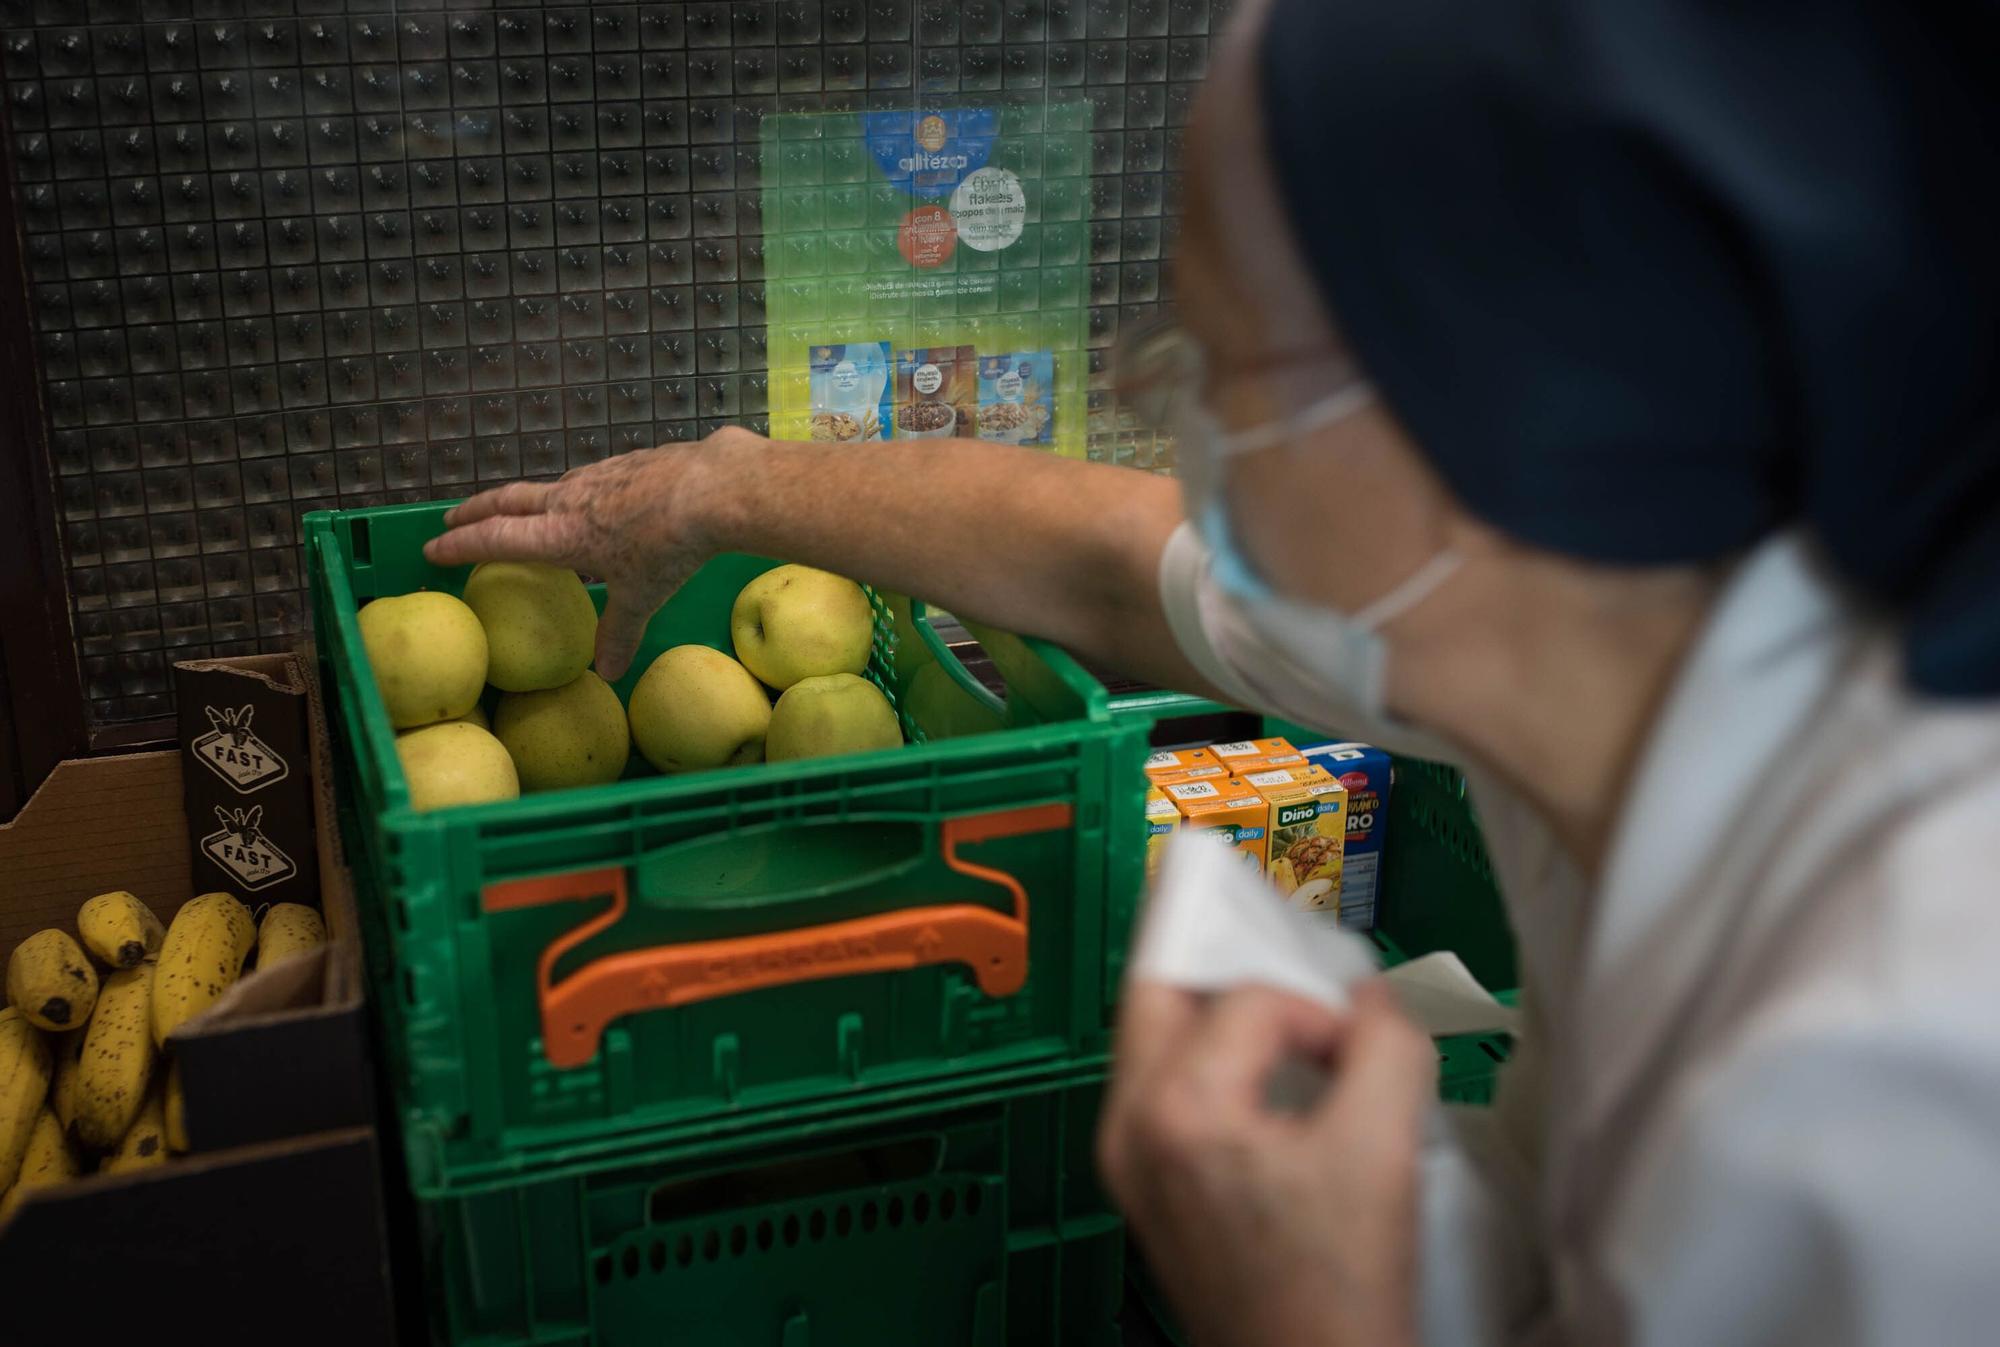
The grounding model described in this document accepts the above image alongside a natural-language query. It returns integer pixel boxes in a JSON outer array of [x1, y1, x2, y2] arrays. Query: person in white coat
[[424, 0, 2000, 1342]]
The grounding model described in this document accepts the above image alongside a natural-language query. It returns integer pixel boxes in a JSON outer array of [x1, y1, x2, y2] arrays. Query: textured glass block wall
[[1, 0, 1224, 732]]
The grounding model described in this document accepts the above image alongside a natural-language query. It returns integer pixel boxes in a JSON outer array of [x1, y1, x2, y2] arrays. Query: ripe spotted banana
[[163, 1059, 188, 1154], [151, 893, 255, 1049], [7, 929, 98, 1031], [255, 903, 327, 969], [0, 1009, 53, 1190], [77, 891, 165, 970], [49, 1028, 85, 1130], [72, 961, 156, 1152], [104, 1083, 168, 1175], [0, 1106, 80, 1217]]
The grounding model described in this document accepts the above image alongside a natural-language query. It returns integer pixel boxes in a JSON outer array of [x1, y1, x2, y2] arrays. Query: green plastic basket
[[420, 1072, 1122, 1347], [307, 500, 1148, 1197]]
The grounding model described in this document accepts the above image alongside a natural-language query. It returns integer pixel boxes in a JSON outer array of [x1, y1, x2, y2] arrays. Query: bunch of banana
[[0, 888, 327, 1217]]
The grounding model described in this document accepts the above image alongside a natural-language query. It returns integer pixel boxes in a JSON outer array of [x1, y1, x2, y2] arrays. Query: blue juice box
[[1296, 741, 1394, 930]]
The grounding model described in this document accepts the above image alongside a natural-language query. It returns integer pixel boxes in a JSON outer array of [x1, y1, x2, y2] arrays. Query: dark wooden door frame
[[0, 112, 90, 816]]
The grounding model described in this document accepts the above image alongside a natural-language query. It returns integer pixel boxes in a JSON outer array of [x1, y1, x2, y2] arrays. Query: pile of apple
[[358, 562, 902, 812]]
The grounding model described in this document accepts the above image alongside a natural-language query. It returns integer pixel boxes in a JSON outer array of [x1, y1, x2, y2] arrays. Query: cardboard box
[[0, 655, 395, 1344], [1297, 741, 1394, 931], [1207, 736, 1300, 774], [1243, 765, 1348, 914], [1146, 762, 1230, 788], [1164, 778, 1269, 871], [1143, 747, 1219, 780], [176, 655, 321, 908]]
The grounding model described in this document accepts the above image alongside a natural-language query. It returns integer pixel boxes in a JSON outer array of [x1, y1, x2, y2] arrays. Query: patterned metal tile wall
[[2, 0, 1226, 731]]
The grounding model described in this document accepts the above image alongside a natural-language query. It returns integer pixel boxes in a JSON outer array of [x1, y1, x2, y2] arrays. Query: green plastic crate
[[307, 500, 1148, 1197], [420, 1072, 1122, 1347]]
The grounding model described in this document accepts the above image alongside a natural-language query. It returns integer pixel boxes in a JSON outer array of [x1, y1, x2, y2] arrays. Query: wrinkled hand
[[424, 428, 756, 679], [1099, 980, 1433, 1347]]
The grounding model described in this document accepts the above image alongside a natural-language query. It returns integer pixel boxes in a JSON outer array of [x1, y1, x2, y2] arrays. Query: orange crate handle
[[483, 803, 1073, 1069]]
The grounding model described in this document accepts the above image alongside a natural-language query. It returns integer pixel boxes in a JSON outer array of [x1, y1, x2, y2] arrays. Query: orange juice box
[[1147, 762, 1232, 788], [1164, 778, 1270, 871], [1242, 764, 1347, 913], [1144, 747, 1219, 780], [1144, 786, 1180, 879], [1207, 736, 1300, 773]]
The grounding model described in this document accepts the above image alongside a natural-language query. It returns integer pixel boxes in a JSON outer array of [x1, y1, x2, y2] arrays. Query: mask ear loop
[[1215, 383, 1377, 458], [1351, 549, 1465, 631]]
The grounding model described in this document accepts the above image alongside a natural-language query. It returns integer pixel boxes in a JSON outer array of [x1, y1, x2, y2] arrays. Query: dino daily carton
[[1242, 765, 1347, 915], [1297, 741, 1393, 931], [1164, 778, 1269, 872], [1145, 786, 1180, 879]]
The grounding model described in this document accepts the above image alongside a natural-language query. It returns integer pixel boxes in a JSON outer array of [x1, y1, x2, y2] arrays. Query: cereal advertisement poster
[[976, 351, 1055, 446], [808, 342, 893, 442]]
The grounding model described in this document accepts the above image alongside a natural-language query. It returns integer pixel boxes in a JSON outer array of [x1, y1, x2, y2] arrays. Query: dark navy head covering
[[1256, 0, 2000, 696]]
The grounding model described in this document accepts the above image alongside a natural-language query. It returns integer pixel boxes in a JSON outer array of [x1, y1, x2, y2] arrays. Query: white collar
[[1571, 531, 1854, 1122]]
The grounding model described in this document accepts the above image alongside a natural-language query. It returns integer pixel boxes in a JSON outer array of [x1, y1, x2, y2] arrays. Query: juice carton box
[[1297, 741, 1394, 930], [1208, 736, 1300, 774], [1144, 747, 1219, 781], [1242, 765, 1347, 913], [1147, 763, 1232, 788], [1164, 778, 1269, 871], [1144, 787, 1179, 879]]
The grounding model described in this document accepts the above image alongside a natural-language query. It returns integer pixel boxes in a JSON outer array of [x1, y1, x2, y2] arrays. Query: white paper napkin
[[1132, 830, 1515, 1038]]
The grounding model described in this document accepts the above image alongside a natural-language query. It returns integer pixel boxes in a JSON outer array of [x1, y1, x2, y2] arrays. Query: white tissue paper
[[1131, 829, 1515, 1038]]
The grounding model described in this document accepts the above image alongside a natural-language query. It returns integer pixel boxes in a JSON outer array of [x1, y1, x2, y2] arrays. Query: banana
[[151, 893, 255, 1049], [72, 960, 156, 1151], [0, 1009, 53, 1190], [104, 1082, 168, 1175], [255, 903, 327, 969], [163, 1060, 188, 1154], [77, 890, 166, 969], [0, 1106, 80, 1218], [6, 928, 99, 1030], [49, 1028, 85, 1130]]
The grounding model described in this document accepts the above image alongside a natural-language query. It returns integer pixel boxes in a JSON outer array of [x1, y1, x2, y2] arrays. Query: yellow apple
[[730, 565, 874, 691], [494, 671, 631, 792], [358, 592, 488, 728], [766, 673, 903, 762], [396, 721, 520, 811], [462, 561, 599, 692], [628, 645, 772, 772]]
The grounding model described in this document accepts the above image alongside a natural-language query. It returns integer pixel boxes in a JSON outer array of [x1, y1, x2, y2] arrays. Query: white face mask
[[1172, 381, 1466, 762]]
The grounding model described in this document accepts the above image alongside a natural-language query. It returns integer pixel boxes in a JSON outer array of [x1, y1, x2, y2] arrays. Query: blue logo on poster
[[863, 108, 999, 198]]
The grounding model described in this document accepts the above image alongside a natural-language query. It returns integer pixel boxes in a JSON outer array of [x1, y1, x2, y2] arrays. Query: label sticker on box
[[200, 804, 299, 892], [190, 703, 290, 795]]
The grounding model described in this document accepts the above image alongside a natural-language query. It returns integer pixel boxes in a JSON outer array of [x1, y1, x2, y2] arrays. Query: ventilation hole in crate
[[886, 1196, 904, 1228], [859, 1201, 878, 1233], [964, 1183, 984, 1215], [809, 1209, 827, 1241], [648, 1137, 939, 1224], [1480, 1040, 1510, 1063], [593, 1254, 613, 1285], [648, 1240, 666, 1273], [401, 968, 418, 1006], [834, 1206, 852, 1237], [676, 1234, 694, 1268], [729, 1224, 747, 1257], [782, 1214, 801, 1246], [755, 1218, 774, 1252], [351, 516, 372, 566], [394, 899, 411, 932], [702, 1230, 721, 1262], [621, 1246, 639, 1279], [912, 1192, 930, 1225], [939, 1189, 957, 1220]]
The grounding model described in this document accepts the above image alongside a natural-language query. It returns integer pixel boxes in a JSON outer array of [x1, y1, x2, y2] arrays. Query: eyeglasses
[[1111, 314, 1370, 436]]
